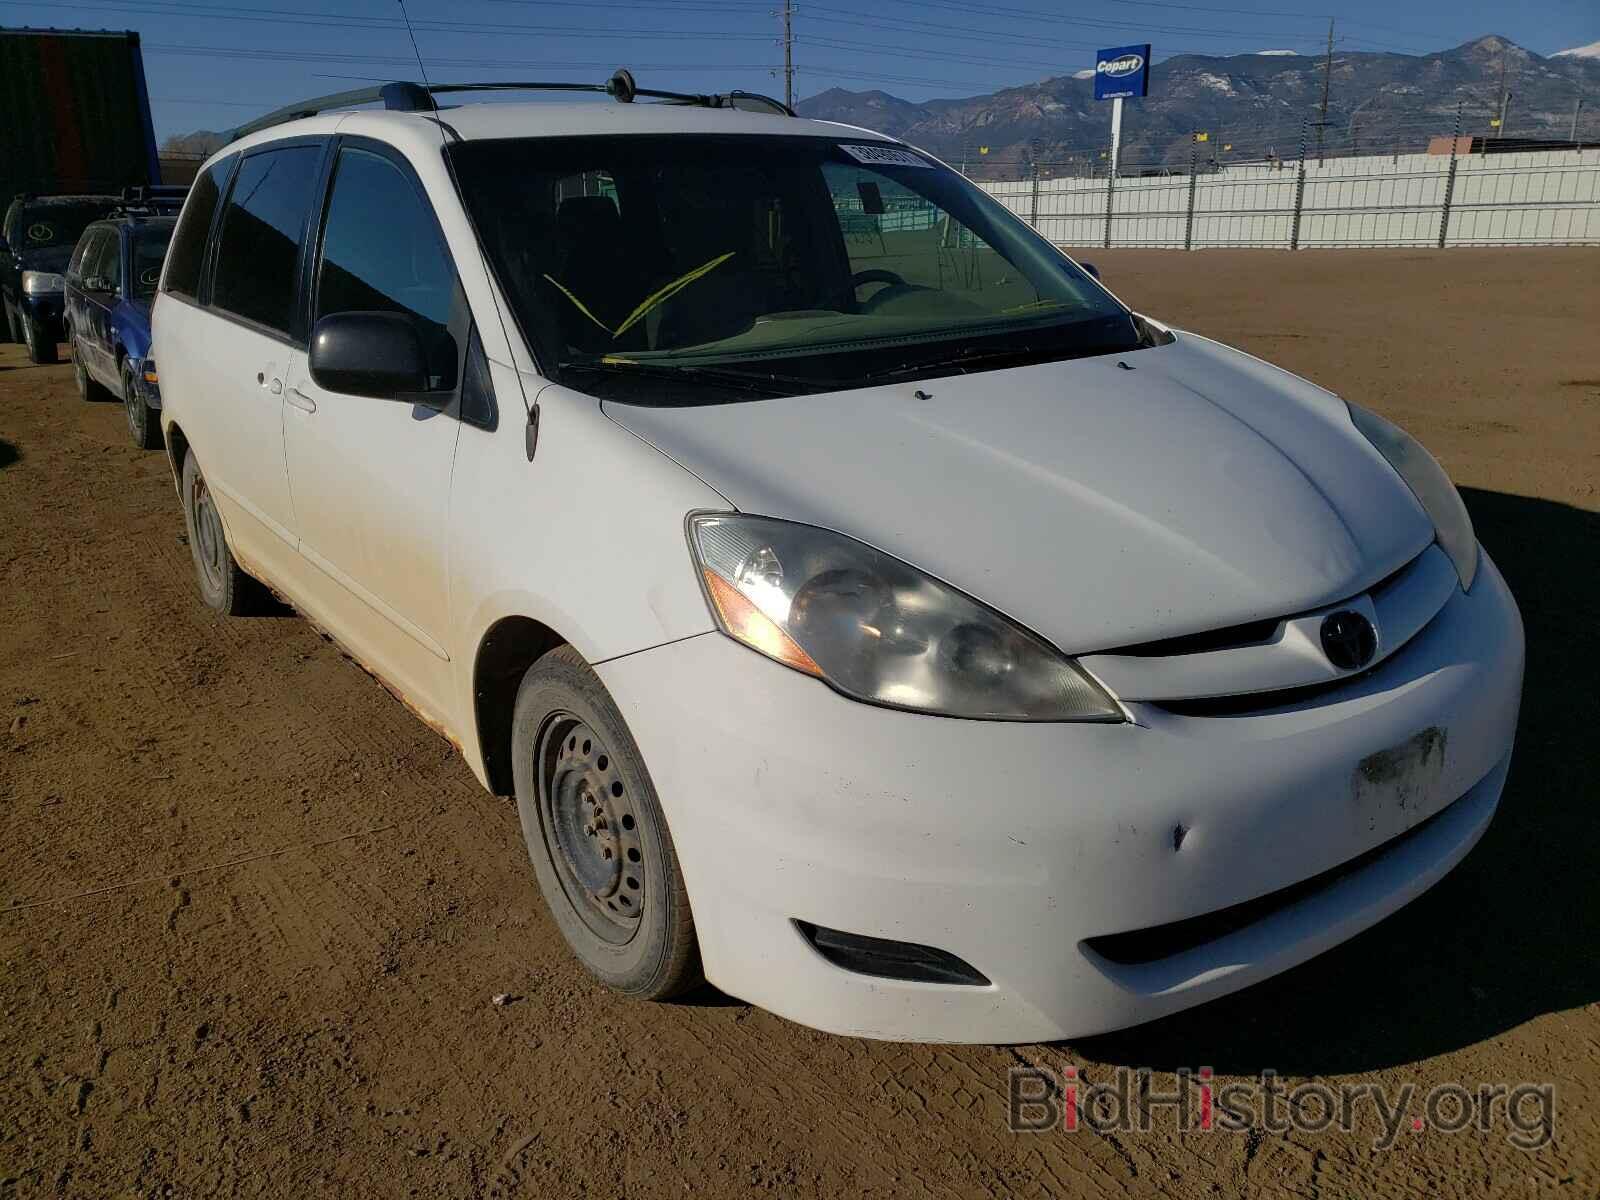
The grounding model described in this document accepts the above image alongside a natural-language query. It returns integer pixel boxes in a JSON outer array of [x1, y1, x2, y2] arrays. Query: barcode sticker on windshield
[[839, 144, 931, 169]]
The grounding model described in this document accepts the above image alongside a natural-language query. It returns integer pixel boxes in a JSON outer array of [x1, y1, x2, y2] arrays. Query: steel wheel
[[512, 645, 702, 998], [189, 469, 227, 595], [536, 714, 646, 944]]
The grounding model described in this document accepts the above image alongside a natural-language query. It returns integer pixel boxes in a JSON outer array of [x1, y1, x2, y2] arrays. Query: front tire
[[180, 449, 260, 615], [123, 362, 162, 449], [511, 644, 702, 1000], [23, 314, 58, 365]]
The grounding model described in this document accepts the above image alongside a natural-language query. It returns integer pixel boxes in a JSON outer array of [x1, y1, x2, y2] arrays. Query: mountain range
[[161, 34, 1599, 172], [796, 36, 1600, 172]]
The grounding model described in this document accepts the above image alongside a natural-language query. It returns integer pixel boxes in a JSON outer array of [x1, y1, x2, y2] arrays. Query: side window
[[88, 232, 118, 291], [459, 325, 497, 430], [67, 230, 100, 285], [97, 233, 124, 293], [315, 146, 459, 390], [211, 145, 324, 338], [163, 156, 229, 300]]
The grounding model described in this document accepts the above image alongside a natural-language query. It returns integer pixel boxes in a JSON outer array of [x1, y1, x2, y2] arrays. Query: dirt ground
[[2, 247, 1597, 1198]]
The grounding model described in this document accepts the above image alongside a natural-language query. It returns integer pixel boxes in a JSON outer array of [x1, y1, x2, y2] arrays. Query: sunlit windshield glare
[[450, 135, 1137, 397]]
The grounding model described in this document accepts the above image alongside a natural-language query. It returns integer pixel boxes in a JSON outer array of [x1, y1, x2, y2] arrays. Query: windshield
[[132, 228, 173, 298], [450, 134, 1144, 402], [15, 203, 110, 251]]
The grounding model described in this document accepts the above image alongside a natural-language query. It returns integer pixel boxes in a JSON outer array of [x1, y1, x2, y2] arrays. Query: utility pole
[[1315, 18, 1333, 163], [782, 0, 794, 110], [1495, 47, 1510, 138], [1573, 94, 1585, 142]]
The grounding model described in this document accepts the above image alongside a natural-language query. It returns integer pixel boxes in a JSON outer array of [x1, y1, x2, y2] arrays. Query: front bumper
[[128, 354, 161, 409], [20, 291, 64, 335], [599, 550, 1524, 1043]]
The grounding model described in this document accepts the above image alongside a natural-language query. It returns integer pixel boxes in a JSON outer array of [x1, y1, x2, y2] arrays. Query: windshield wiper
[[863, 327, 1144, 384], [559, 358, 830, 397], [861, 344, 1049, 383]]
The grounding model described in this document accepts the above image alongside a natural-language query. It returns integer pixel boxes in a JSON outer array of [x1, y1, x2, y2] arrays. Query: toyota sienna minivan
[[151, 75, 1523, 1043]]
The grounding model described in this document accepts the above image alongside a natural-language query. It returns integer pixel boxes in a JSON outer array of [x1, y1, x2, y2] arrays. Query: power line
[[800, 5, 1324, 56], [145, 43, 1017, 92], [848, 0, 1325, 39], [0, 0, 775, 38]]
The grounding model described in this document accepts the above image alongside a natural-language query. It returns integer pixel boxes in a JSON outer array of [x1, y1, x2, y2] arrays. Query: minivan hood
[[604, 332, 1435, 653]]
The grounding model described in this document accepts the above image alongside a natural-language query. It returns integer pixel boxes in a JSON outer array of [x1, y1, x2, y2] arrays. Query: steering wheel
[[851, 268, 907, 292], [850, 268, 938, 314]]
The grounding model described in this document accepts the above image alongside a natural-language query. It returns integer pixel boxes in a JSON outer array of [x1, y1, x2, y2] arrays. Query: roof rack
[[109, 184, 189, 218], [227, 69, 795, 144]]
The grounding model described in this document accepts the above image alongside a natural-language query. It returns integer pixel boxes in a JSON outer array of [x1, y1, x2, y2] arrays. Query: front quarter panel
[[113, 300, 153, 362], [447, 374, 725, 775]]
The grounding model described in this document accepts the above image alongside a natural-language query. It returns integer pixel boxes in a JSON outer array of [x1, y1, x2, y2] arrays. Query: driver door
[[281, 138, 467, 718]]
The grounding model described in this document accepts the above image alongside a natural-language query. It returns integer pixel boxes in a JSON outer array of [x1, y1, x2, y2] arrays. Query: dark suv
[[1, 194, 118, 363]]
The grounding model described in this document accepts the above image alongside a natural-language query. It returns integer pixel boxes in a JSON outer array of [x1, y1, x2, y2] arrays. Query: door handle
[[286, 386, 317, 414]]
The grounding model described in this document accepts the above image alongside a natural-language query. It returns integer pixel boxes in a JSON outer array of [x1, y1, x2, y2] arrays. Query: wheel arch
[[163, 418, 189, 489], [473, 615, 568, 795]]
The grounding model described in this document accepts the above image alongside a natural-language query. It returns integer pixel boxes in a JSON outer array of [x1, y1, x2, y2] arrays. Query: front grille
[[1083, 796, 1456, 966], [1110, 617, 1282, 658], [795, 921, 990, 986], [1151, 664, 1385, 717]]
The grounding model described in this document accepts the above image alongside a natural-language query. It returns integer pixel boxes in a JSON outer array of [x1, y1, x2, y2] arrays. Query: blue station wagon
[[64, 208, 175, 449]]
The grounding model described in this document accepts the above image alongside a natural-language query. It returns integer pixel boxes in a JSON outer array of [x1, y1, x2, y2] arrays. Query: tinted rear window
[[164, 158, 229, 300], [210, 146, 323, 338], [133, 229, 174, 297], [12, 203, 108, 250]]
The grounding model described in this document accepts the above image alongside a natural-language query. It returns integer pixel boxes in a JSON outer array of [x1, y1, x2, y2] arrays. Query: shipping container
[[0, 27, 160, 201]]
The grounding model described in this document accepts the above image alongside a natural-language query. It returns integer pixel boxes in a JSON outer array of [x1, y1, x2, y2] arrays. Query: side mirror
[[1078, 261, 1101, 281], [308, 312, 430, 399]]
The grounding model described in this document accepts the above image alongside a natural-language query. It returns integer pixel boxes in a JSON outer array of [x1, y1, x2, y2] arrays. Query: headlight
[[21, 271, 64, 296], [1346, 401, 1477, 589], [688, 513, 1122, 721]]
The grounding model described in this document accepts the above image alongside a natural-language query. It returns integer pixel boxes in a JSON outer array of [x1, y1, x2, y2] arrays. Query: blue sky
[[3, 0, 1596, 141]]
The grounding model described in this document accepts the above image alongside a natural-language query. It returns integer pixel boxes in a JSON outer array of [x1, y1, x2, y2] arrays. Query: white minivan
[[153, 77, 1523, 1044]]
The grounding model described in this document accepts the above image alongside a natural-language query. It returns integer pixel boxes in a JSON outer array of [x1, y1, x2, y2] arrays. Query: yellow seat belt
[[544, 251, 737, 341]]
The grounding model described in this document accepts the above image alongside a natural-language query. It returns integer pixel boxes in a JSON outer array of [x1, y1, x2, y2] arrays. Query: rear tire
[[23, 315, 58, 365], [123, 362, 162, 449], [180, 449, 260, 615], [511, 644, 702, 1000]]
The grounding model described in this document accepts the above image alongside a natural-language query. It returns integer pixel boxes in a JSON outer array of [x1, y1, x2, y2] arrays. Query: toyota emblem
[[1320, 610, 1377, 671]]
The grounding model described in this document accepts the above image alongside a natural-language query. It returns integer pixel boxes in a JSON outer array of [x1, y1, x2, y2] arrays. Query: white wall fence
[[979, 148, 1600, 249]]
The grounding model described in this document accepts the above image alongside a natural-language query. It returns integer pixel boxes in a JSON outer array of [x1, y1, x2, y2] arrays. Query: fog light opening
[[794, 921, 990, 986]]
